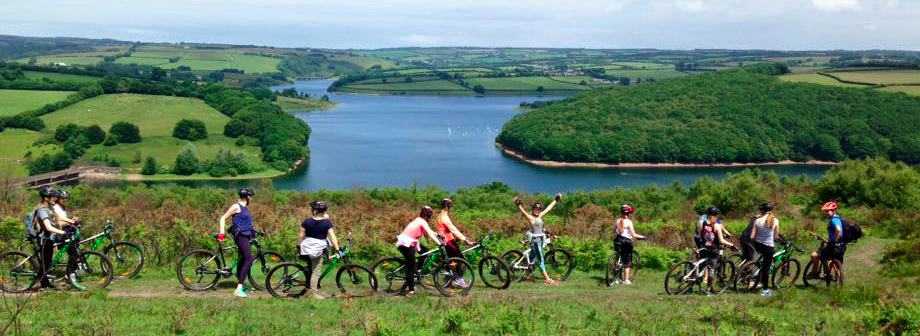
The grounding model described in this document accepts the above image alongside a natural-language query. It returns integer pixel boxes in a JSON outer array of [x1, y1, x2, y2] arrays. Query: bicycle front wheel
[[734, 263, 759, 292], [266, 262, 309, 299], [604, 254, 619, 287], [70, 251, 114, 290], [772, 258, 800, 289], [0, 251, 39, 293], [500, 250, 529, 283], [177, 249, 221, 291], [478, 256, 511, 289], [433, 257, 475, 297], [249, 251, 284, 291], [828, 260, 844, 287], [664, 261, 695, 295], [545, 249, 574, 282], [104, 242, 144, 279], [336, 264, 377, 298], [711, 259, 735, 294], [372, 257, 407, 296]]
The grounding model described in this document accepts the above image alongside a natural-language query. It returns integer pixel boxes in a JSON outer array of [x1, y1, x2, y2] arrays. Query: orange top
[[436, 213, 456, 241]]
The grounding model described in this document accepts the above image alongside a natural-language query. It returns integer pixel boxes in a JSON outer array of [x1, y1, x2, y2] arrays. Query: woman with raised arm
[[613, 204, 645, 285], [218, 188, 256, 298], [395, 206, 443, 295], [514, 193, 563, 285], [299, 200, 341, 299]]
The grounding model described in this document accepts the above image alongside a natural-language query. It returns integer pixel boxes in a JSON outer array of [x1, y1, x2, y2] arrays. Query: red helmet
[[821, 202, 838, 211], [620, 204, 634, 214], [419, 206, 434, 219]]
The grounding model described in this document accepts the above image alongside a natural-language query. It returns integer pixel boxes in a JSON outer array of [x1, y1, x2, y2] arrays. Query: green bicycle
[[373, 244, 475, 297], [733, 237, 803, 292], [265, 232, 377, 298], [458, 231, 512, 290], [79, 220, 144, 279], [0, 226, 114, 292], [176, 231, 284, 291]]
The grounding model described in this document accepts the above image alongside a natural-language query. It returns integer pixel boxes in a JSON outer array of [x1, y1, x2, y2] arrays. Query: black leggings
[[614, 236, 634, 268], [753, 242, 774, 290], [445, 239, 465, 277], [234, 234, 255, 286], [398, 245, 417, 292], [39, 239, 55, 288]]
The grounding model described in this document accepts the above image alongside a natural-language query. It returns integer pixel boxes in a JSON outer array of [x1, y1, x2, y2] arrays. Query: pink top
[[400, 218, 426, 240]]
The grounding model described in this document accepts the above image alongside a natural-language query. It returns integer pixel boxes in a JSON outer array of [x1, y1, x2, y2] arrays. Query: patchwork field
[[0, 89, 74, 116], [778, 73, 870, 88], [826, 69, 920, 85], [113, 47, 282, 73], [79, 135, 264, 171], [602, 69, 688, 80], [345, 80, 469, 91], [14, 56, 105, 66], [876, 85, 920, 96], [464, 77, 589, 91], [22, 70, 102, 83]]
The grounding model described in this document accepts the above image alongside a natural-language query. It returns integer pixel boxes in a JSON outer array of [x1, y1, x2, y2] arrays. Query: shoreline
[[85, 158, 305, 182], [495, 143, 838, 169]]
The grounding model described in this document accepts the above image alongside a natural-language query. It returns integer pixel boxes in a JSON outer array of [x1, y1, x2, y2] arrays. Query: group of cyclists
[[24, 186, 850, 298]]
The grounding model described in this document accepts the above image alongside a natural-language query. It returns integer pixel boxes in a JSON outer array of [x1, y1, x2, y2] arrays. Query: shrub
[[110, 121, 141, 143], [142, 157, 158, 175], [54, 123, 83, 142], [863, 301, 920, 335], [815, 158, 920, 209], [172, 119, 208, 141], [83, 124, 106, 144], [103, 134, 118, 146], [172, 145, 200, 175]]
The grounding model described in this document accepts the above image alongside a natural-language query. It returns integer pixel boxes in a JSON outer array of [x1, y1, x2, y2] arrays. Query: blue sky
[[1, 0, 918, 50]]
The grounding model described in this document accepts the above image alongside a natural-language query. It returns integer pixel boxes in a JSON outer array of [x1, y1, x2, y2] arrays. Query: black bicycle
[[176, 231, 284, 291], [606, 238, 643, 286], [265, 232, 377, 298]]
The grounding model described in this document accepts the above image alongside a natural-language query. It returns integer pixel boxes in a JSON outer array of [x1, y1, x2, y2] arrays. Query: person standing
[[750, 203, 779, 297], [299, 200, 341, 299], [514, 193, 563, 285], [395, 206, 442, 295], [436, 198, 474, 287], [613, 204, 645, 285], [218, 188, 257, 298]]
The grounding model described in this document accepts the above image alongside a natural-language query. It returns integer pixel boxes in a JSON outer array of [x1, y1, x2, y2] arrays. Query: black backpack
[[841, 218, 862, 244]]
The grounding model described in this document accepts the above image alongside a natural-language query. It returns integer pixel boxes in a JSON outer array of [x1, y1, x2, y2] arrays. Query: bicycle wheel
[[664, 261, 695, 295], [0, 251, 39, 293], [372, 257, 407, 296], [69, 251, 114, 290], [604, 254, 619, 287], [734, 263, 759, 292], [712, 259, 735, 294], [545, 249, 574, 281], [828, 260, 844, 287], [802, 260, 823, 287], [771, 258, 800, 289], [103, 242, 144, 279], [177, 249, 221, 291], [629, 251, 640, 281], [432, 257, 475, 297], [478, 256, 511, 289], [265, 262, 309, 299], [501, 250, 529, 282], [336, 264, 377, 298], [726, 253, 744, 271], [248, 251, 284, 291]]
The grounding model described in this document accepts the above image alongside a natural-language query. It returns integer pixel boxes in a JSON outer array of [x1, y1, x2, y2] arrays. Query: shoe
[[234, 288, 248, 298], [312, 292, 327, 300], [612, 279, 621, 285], [622, 280, 632, 285], [761, 289, 774, 297], [544, 279, 559, 285], [452, 278, 469, 288], [705, 291, 714, 297], [69, 273, 87, 291]]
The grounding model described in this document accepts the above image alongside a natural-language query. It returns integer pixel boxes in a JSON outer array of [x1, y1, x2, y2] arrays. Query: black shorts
[[699, 248, 720, 270], [613, 236, 634, 268], [819, 243, 845, 262]]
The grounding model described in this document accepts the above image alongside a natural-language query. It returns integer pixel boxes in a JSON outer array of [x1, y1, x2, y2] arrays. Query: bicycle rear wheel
[[734, 263, 759, 292], [478, 256, 511, 289], [336, 264, 377, 298], [432, 257, 475, 297], [266, 262, 309, 299], [771, 258, 800, 289], [176, 249, 221, 291], [629, 251, 640, 281], [664, 261, 695, 295], [0, 251, 39, 293], [104, 242, 144, 279], [828, 260, 844, 287], [604, 254, 619, 287], [501, 250, 530, 283], [372, 257, 407, 296], [248, 251, 284, 291], [545, 248, 574, 282], [711, 259, 735, 294], [70, 251, 114, 290]]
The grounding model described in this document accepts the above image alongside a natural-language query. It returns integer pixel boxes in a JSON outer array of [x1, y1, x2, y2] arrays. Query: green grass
[[603, 69, 688, 80], [80, 135, 263, 171], [345, 80, 470, 91], [464, 77, 589, 91], [0, 89, 75, 116], [0, 128, 57, 178], [22, 70, 102, 83], [608, 62, 673, 69], [274, 96, 337, 112], [13, 56, 104, 66], [114, 57, 170, 66], [328, 55, 398, 70], [827, 69, 920, 85], [41, 94, 230, 137], [778, 74, 870, 88], [876, 85, 920, 96]]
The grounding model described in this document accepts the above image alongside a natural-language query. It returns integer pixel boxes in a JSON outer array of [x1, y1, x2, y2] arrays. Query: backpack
[[23, 208, 43, 238], [841, 218, 862, 244]]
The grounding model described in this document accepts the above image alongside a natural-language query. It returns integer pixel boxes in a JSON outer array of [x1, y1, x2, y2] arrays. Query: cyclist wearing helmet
[[514, 193, 563, 285], [808, 202, 845, 278], [697, 206, 732, 246], [698, 205, 736, 295], [218, 188, 257, 298], [749, 203, 779, 297], [613, 204, 645, 285], [395, 206, 442, 295], [436, 198, 474, 288], [299, 200, 341, 299], [50, 189, 84, 290], [33, 187, 66, 290], [51, 189, 79, 228]]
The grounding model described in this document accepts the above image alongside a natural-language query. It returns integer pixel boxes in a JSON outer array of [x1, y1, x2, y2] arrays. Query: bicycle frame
[[510, 234, 553, 270], [460, 231, 497, 264], [79, 221, 117, 252]]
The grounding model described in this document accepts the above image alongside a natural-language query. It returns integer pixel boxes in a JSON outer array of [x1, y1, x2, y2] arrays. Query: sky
[[1, 0, 918, 50]]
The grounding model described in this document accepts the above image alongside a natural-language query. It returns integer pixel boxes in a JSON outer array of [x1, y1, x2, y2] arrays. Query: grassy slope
[[0, 89, 74, 116], [0, 128, 57, 178], [22, 71, 101, 83], [827, 69, 920, 85], [465, 77, 590, 90], [778, 74, 870, 88], [877, 85, 920, 96], [13, 56, 105, 66], [274, 96, 337, 112], [346, 80, 470, 91]]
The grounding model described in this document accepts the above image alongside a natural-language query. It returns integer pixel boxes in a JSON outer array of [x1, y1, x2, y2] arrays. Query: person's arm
[[441, 215, 468, 242], [298, 226, 305, 245], [514, 199, 534, 221], [773, 219, 780, 240], [539, 194, 562, 217], [627, 221, 645, 240], [327, 228, 340, 251], [831, 218, 843, 244], [218, 204, 241, 240], [721, 225, 732, 239], [750, 222, 758, 240], [421, 221, 442, 245], [53, 206, 77, 226], [716, 223, 734, 248], [42, 217, 65, 235]]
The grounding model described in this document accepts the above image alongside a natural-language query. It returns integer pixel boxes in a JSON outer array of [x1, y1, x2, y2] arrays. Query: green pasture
[[22, 70, 102, 83], [274, 96, 336, 112], [464, 77, 589, 91], [549, 76, 598, 85], [79, 135, 263, 171], [0, 128, 57, 178], [329, 55, 398, 70], [778, 74, 870, 88], [876, 85, 920, 96], [14, 56, 104, 66], [0, 89, 75, 116], [352, 76, 440, 84], [602, 69, 688, 80], [345, 80, 469, 91], [827, 69, 920, 85], [114, 57, 170, 66]]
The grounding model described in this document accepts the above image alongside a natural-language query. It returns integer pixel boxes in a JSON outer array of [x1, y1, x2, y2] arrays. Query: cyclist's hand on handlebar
[[465, 239, 476, 245], [338, 249, 345, 258], [217, 233, 226, 241], [729, 245, 739, 252]]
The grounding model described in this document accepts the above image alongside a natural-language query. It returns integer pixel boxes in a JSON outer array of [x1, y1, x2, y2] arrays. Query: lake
[[257, 80, 830, 193]]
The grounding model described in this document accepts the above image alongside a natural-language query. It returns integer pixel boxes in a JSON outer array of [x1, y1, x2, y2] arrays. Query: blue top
[[828, 215, 843, 244], [301, 218, 333, 240], [232, 204, 254, 237]]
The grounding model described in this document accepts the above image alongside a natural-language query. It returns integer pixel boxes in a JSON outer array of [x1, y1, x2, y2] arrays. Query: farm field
[[14, 56, 104, 66], [274, 96, 337, 111], [114, 56, 170, 66], [778, 73, 870, 88], [876, 85, 920, 96], [112, 46, 282, 73], [0, 89, 74, 116], [22, 70, 102, 83], [603, 69, 688, 80], [0, 129, 58, 178], [79, 135, 264, 172], [825, 69, 920, 85], [328, 54, 399, 69], [345, 80, 470, 91], [464, 77, 590, 91]]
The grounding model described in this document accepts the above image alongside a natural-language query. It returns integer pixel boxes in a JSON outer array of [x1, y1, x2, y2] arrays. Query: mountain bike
[[79, 220, 144, 279], [664, 248, 736, 295], [265, 232, 377, 298], [501, 233, 575, 283], [606, 237, 643, 286], [176, 231, 284, 291], [372, 244, 475, 297], [803, 234, 844, 287], [733, 237, 803, 291], [459, 231, 511, 289], [0, 227, 114, 292]]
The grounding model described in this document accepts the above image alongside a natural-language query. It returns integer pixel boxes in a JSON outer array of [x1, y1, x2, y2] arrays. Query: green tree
[[54, 124, 83, 143], [109, 122, 141, 143], [83, 124, 106, 144], [536, 86, 544, 92], [141, 157, 158, 175], [172, 119, 208, 141], [103, 134, 118, 146], [172, 145, 199, 175], [473, 85, 485, 94]]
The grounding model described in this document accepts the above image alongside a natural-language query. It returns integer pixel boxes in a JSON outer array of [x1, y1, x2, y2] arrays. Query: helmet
[[238, 188, 255, 197], [440, 198, 454, 209], [419, 206, 434, 219], [759, 203, 774, 212], [821, 202, 837, 211], [57, 189, 70, 199], [532, 202, 545, 211], [706, 206, 720, 216], [38, 187, 56, 198], [310, 200, 327, 213], [620, 204, 634, 214]]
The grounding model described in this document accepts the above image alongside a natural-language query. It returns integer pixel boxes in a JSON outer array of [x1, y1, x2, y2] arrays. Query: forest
[[497, 63, 920, 164]]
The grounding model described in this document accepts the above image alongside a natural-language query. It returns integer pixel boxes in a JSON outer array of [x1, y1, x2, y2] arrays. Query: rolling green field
[[826, 69, 920, 85], [110, 46, 282, 73], [778, 73, 870, 88], [22, 70, 102, 83], [14, 56, 105, 66], [464, 77, 589, 91], [876, 85, 920, 96], [79, 135, 263, 171], [328, 55, 399, 69], [274, 96, 337, 111], [0, 89, 75, 116], [345, 80, 470, 91], [0, 128, 58, 178], [603, 69, 688, 80], [114, 57, 171, 66]]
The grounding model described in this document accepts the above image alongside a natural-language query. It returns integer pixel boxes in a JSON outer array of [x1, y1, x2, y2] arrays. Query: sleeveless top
[[753, 216, 777, 247], [527, 218, 545, 241], [616, 218, 633, 240], [231, 204, 254, 237], [396, 218, 427, 250], [701, 220, 720, 250], [436, 214, 456, 242]]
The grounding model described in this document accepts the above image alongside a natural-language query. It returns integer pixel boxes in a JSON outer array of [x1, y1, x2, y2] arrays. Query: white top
[[616, 218, 634, 240], [52, 204, 68, 227], [752, 216, 779, 247]]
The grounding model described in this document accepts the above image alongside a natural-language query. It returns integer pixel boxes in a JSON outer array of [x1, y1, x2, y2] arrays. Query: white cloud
[[811, 0, 863, 12], [397, 34, 439, 46], [675, 0, 706, 13]]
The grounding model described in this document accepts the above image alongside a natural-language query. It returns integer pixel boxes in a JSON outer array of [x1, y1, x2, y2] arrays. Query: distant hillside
[[0, 35, 129, 61], [497, 63, 920, 164]]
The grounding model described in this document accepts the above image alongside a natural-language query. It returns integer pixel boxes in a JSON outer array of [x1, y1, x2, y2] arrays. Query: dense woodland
[[498, 63, 920, 164]]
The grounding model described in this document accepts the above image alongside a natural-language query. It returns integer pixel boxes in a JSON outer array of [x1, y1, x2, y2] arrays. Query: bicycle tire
[[335, 264, 377, 298], [604, 254, 618, 287], [432, 257, 475, 297], [69, 251, 114, 290], [664, 261, 695, 295], [629, 251, 640, 281], [500, 250, 529, 283], [726, 253, 744, 271], [103, 242, 144, 279], [712, 259, 735, 294], [828, 260, 844, 287], [176, 249, 221, 291], [248, 251, 284, 291], [265, 262, 309, 299], [478, 256, 511, 289], [771, 258, 800, 289], [372, 257, 407, 296], [545, 248, 574, 281], [0, 251, 39, 293], [734, 262, 759, 292]]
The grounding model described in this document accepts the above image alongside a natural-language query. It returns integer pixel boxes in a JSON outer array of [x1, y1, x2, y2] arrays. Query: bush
[[172, 145, 200, 175], [202, 149, 251, 177], [172, 119, 208, 141], [110, 121, 141, 143], [83, 124, 106, 144], [142, 157, 158, 175], [815, 158, 920, 209], [103, 134, 118, 146], [54, 123, 83, 142], [863, 301, 920, 335]]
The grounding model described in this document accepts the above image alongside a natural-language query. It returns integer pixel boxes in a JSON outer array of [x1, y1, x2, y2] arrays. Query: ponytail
[[765, 212, 776, 229]]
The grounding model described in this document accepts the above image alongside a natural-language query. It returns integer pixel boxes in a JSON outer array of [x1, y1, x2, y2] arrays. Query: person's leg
[[445, 240, 466, 284], [398, 246, 417, 293], [621, 241, 634, 283], [39, 239, 54, 288], [756, 243, 774, 291], [309, 255, 324, 298], [416, 244, 429, 270], [809, 249, 821, 277], [234, 235, 254, 296]]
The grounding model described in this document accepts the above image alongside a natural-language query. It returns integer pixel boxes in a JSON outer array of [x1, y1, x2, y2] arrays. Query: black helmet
[[620, 204, 634, 214], [238, 188, 255, 197], [440, 198, 454, 209], [419, 206, 434, 219], [310, 200, 328, 213], [706, 206, 720, 216], [532, 202, 545, 211], [759, 203, 774, 212], [57, 189, 70, 199], [38, 187, 56, 199]]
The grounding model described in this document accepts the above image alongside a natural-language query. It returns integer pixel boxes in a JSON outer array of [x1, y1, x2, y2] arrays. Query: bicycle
[[176, 231, 284, 291], [802, 234, 844, 287], [265, 232, 377, 298], [733, 237, 803, 292], [664, 248, 736, 295], [0, 225, 114, 292], [79, 220, 144, 279], [372, 243, 475, 297], [605, 237, 643, 286], [458, 231, 512, 290], [501, 233, 575, 283]]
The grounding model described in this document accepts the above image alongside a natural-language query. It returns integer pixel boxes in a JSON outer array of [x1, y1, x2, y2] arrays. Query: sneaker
[[612, 279, 621, 285], [69, 273, 87, 291], [452, 278, 469, 288], [761, 289, 774, 297], [622, 280, 632, 285], [544, 279, 560, 285], [234, 288, 248, 298]]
